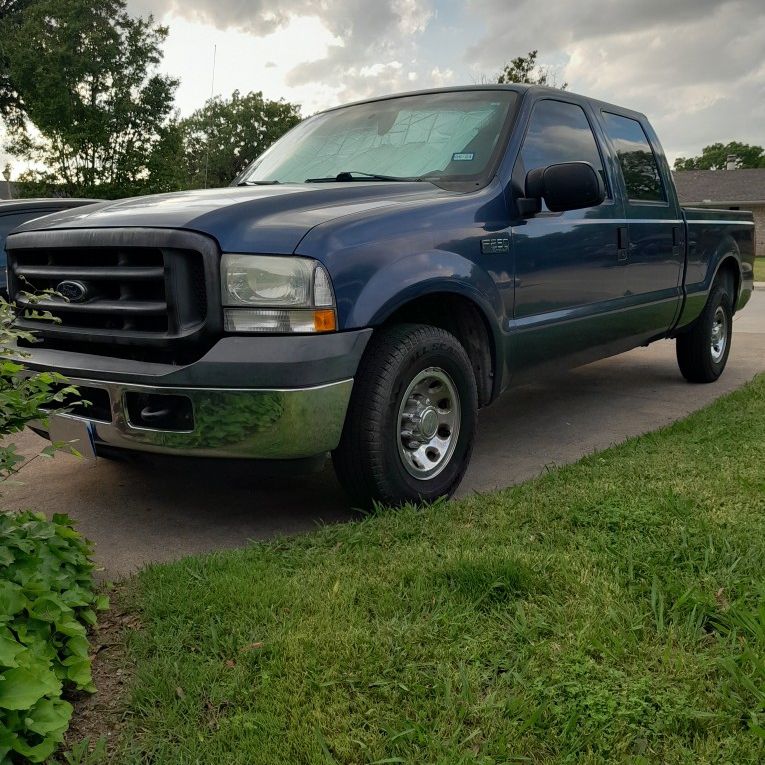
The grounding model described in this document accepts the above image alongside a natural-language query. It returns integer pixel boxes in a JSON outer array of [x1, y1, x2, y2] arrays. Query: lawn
[[103, 376, 765, 764], [754, 257, 765, 283]]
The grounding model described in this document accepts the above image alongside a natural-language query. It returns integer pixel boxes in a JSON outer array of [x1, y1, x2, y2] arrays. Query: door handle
[[617, 226, 628, 262], [672, 225, 681, 256]]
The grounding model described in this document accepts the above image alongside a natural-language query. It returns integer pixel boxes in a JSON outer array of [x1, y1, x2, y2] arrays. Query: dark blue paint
[[11, 85, 756, 398], [0, 199, 100, 289], [17, 184, 452, 256]]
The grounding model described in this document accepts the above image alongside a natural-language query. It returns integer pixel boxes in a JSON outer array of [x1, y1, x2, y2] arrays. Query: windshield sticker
[[452, 152, 475, 161]]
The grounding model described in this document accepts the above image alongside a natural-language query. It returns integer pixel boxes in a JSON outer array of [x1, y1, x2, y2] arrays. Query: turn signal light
[[314, 309, 336, 333], [223, 307, 338, 333]]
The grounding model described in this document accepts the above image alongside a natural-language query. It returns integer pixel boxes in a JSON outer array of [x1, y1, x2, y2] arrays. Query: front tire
[[332, 323, 477, 509], [676, 279, 733, 383]]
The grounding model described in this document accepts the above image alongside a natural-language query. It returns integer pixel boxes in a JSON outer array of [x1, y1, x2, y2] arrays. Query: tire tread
[[676, 281, 732, 383], [333, 323, 476, 507]]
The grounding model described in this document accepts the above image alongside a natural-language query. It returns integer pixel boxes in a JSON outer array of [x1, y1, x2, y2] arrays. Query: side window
[[518, 99, 608, 196], [602, 112, 665, 202]]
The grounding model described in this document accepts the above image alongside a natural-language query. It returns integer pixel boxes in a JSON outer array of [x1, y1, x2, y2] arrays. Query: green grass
[[109, 377, 765, 764], [754, 257, 765, 282]]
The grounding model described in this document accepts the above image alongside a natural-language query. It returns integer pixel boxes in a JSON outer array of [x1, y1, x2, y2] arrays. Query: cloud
[[465, 0, 727, 67], [129, 0, 309, 35], [127, 0, 765, 160], [129, 0, 438, 105], [464, 0, 765, 161]]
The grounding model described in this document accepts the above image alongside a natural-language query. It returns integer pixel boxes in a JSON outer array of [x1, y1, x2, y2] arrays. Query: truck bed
[[682, 206, 755, 315]]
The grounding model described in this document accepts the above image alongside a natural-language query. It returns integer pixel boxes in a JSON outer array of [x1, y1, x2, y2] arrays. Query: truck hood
[[14, 183, 449, 254]]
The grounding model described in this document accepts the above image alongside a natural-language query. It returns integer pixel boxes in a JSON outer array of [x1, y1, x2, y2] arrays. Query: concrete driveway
[[3, 292, 764, 577]]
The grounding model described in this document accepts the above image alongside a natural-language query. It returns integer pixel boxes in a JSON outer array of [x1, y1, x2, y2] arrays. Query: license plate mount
[[47, 416, 97, 460]]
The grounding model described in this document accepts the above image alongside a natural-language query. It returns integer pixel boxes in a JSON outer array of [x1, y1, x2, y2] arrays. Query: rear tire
[[332, 323, 477, 509], [676, 279, 733, 383]]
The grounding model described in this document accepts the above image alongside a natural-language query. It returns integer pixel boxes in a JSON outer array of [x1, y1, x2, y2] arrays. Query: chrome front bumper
[[36, 377, 354, 459]]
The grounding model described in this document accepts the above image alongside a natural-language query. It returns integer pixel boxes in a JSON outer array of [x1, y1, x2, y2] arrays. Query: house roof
[[672, 168, 765, 205]]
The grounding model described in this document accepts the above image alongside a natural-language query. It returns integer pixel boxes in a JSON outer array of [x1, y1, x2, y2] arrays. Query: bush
[[0, 512, 106, 764], [0, 296, 104, 762], [0, 296, 82, 482]]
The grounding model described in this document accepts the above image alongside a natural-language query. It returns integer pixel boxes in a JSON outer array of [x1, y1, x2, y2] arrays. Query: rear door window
[[602, 112, 665, 202]]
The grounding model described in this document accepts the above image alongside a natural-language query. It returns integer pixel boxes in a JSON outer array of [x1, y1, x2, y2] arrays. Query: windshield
[[238, 90, 518, 186]]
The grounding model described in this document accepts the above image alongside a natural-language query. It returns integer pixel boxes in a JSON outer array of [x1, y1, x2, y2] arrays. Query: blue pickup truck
[[7, 85, 755, 507]]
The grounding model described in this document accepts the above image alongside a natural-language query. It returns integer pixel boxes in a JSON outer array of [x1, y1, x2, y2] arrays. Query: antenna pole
[[203, 44, 217, 189]]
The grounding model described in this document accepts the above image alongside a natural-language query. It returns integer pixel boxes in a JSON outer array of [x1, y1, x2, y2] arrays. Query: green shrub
[[0, 297, 104, 762], [0, 511, 106, 764], [0, 296, 82, 483]]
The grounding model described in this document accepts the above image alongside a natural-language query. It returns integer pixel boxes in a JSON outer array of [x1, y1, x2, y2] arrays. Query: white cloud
[[130, 0, 438, 108], [161, 15, 343, 116], [430, 67, 454, 86]]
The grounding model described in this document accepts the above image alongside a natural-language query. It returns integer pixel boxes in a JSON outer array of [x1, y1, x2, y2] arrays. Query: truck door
[[600, 112, 684, 341], [510, 97, 629, 369]]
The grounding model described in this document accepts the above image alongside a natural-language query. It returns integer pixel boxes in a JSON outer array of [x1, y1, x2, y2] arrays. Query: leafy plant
[[0, 295, 104, 762], [674, 141, 765, 171], [179, 90, 300, 189], [0, 512, 107, 763], [497, 49, 568, 89], [0, 296, 82, 485]]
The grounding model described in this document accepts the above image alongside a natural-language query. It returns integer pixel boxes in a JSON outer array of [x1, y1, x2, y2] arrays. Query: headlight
[[220, 254, 336, 333]]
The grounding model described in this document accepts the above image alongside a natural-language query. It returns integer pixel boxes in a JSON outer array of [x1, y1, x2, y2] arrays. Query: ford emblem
[[56, 280, 89, 303]]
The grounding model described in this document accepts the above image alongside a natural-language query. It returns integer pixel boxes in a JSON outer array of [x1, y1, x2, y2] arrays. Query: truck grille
[[13, 247, 173, 332], [7, 229, 220, 363]]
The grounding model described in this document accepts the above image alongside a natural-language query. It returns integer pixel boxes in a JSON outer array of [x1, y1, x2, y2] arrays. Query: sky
[[126, 0, 765, 166], [4, 0, 764, 172]]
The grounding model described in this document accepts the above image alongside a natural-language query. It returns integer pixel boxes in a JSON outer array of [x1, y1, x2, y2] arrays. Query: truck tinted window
[[519, 99, 606, 192], [602, 112, 665, 202]]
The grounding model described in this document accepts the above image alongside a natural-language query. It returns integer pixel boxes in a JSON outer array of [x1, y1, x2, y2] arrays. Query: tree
[[673, 142, 765, 171], [178, 90, 301, 189], [0, 0, 34, 123], [618, 151, 662, 200], [3, 0, 179, 198], [142, 118, 190, 194], [497, 50, 568, 90]]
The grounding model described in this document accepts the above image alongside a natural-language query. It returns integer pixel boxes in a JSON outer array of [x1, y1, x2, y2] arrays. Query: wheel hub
[[710, 305, 728, 363], [415, 407, 439, 440], [398, 367, 461, 480]]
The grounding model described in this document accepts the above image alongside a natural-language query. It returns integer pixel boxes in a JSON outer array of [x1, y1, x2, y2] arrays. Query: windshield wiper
[[305, 170, 420, 183], [237, 180, 281, 186]]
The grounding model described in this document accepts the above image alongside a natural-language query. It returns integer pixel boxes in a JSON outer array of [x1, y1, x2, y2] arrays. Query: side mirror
[[521, 161, 605, 215]]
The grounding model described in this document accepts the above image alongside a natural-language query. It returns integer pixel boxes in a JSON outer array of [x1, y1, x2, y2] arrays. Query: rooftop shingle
[[672, 169, 765, 204]]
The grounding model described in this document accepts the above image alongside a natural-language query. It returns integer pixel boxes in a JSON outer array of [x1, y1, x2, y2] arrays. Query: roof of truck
[[318, 84, 648, 123]]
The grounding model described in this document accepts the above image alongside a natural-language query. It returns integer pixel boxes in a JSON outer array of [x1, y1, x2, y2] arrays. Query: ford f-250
[[6, 85, 756, 508]]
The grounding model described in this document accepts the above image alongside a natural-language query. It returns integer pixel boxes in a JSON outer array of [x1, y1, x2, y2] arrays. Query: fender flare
[[708, 236, 742, 305], [345, 249, 507, 394]]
